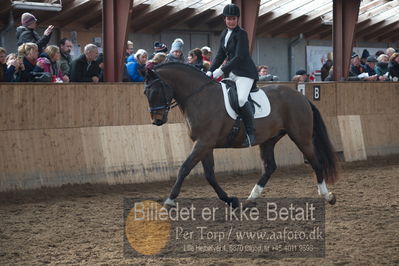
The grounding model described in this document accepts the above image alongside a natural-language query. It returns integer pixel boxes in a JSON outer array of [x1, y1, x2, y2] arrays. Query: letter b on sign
[[313, 86, 320, 101]]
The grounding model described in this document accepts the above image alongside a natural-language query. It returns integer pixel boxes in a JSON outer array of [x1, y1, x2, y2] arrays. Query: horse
[[143, 62, 338, 209]]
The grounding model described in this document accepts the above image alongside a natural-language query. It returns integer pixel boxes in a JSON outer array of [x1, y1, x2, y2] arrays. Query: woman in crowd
[[126, 49, 148, 82], [375, 54, 389, 77], [17, 42, 39, 82], [187, 48, 205, 72], [34, 45, 66, 82], [388, 53, 399, 81]]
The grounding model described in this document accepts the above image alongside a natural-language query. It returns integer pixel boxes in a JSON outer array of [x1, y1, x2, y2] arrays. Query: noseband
[[145, 78, 177, 114]]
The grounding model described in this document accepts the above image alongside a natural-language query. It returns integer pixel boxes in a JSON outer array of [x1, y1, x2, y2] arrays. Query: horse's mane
[[154, 62, 217, 83]]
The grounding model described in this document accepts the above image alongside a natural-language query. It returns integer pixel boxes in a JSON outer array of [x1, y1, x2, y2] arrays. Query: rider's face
[[224, 16, 238, 29]]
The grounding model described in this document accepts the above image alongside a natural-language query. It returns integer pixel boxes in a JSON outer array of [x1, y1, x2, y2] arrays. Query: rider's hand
[[212, 68, 224, 79], [206, 71, 212, 77]]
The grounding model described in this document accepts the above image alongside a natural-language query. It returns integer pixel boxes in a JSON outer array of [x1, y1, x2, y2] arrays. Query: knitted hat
[[153, 41, 167, 53], [171, 38, 184, 53], [351, 52, 359, 58], [21, 12, 37, 27]]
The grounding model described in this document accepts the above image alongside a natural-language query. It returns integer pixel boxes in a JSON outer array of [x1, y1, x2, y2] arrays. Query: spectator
[[375, 50, 385, 58], [125, 40, 134, 62], [5, 53, 24, 82], [59, 38, 73, 80], [360, 49, 369, 67], [145, 52, 166, 70], [0, 47, 15, 82], [166, 38, 185, 63], [17, 42, 39, 82], [187, 48, 205, 72], [258, 65, 278, 81], [149, 41, 167, 60], [70, 44, 100, 82], [34, 45, 65, 82], [201, 46, 212, 69], [16, 12, 54, 53], [375, 54, 389, 77], [386, 47, 396, 59], [348, 52, 377, 81], [388, 53, 399, 81], [363, 56, 378, 76], [292, 74, 306, 82], [126, 49, 148, 82], [321, 52, 333, 81], [96, 53, 104, 82], [295, 69, 308, 82]]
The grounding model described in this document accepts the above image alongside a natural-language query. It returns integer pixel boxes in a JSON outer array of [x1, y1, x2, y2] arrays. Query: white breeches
[[229, 72, 254, 107]]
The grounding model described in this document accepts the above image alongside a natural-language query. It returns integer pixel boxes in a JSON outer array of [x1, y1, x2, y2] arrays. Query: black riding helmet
[[223, 3, 240, 17]]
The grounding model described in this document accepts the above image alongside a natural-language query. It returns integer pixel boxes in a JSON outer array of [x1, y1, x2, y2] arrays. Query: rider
[[207, 3, 258, 147]]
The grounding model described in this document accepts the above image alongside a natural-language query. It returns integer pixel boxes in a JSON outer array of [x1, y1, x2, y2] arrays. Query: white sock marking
[[248, 184, 264, 200]]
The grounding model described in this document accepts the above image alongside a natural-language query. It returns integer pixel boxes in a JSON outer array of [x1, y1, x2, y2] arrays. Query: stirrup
[[242, 134, 255, 147]]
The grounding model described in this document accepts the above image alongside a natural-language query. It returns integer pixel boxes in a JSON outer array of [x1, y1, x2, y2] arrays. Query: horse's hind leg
[[291, 139, 336, 205], [244, 133, 284, 208], [202, 151, 239, 208]]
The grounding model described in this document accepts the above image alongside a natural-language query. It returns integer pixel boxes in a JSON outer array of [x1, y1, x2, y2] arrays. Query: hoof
[[228, 197, 240, 209], [163, 198, 176, 210], [327, 193, 336, 205], [242, 199, 257, 210]]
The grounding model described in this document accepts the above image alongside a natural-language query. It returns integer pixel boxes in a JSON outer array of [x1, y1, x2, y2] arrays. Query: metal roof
[[1, 0, 398, 42]]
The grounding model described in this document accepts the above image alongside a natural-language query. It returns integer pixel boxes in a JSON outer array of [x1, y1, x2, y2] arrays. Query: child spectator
[[16, 12, 54, 53], [201, 46, 212, 68], [166, 38, 185, 63], [149, 41, 167, 60], [126, 49, 148, 82], [187, 48, 205, 72], [145, 52, 166, 70], [34, 45, 65, 82]]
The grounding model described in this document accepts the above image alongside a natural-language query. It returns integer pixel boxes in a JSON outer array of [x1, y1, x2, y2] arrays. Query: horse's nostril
[[153, 119, 164, 126]]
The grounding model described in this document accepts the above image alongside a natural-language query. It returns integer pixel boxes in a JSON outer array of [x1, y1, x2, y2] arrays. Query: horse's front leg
[[202, 151, 239, 208], [164, 141, 210, 207]]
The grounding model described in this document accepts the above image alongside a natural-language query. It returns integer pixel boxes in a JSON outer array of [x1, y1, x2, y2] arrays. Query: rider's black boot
[[239, 101, 256, 147]]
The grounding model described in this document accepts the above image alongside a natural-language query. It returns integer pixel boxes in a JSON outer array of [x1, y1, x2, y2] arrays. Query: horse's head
[[144, 68, 174, 126]]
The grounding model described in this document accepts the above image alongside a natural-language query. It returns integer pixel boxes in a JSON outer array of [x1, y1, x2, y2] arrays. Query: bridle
[[145, 76, 215, 114], [144, 78, 177, 115]]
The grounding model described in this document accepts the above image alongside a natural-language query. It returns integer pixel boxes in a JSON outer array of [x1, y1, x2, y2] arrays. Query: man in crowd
[[59, 38, 73, 82], [70, 44, 100, 82]]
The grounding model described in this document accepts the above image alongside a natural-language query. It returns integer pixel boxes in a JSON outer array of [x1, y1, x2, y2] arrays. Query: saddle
[[221, 79, 261, 147], [221, 79, 260, 115]]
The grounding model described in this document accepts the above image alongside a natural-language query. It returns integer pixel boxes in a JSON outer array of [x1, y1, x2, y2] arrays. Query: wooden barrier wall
[[0, 82, 398, 191]]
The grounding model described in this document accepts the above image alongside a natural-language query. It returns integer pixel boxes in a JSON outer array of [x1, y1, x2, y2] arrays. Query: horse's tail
[[309, 101, 339, 185]]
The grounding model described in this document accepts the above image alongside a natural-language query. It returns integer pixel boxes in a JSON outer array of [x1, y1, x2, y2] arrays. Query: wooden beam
[[269, 16, 308, 37], [40, 0, 96, 24], [377, 25, 399, 42], [61, 2, 102, 28]]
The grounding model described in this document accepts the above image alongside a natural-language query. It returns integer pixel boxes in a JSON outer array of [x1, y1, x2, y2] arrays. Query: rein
[[146, 77, 214, 113]]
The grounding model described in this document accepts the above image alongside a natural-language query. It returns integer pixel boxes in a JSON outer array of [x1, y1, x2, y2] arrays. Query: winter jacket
[[375, 62, 388, 76], [210, 25, 258, 80], [16, 26, 52, 53], [70, 54, 100, 82], [59, 52, 72, 77], [388, 61, 399, 80], [126, 55, 145, 82], [33, 53, 63, 80], [19, 57, 37, 82], [165, 53, 185, 63]]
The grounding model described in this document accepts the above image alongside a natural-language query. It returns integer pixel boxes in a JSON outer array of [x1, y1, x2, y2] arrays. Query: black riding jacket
[[210, 25, 258, 80]]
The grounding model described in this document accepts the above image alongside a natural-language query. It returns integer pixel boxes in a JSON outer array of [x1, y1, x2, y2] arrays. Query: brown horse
[[144, 62, 338, 208]]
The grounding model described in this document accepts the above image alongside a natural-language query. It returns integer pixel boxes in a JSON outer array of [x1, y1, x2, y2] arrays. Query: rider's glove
[[206, 71, 212, 77], [212, 68, 224, 79]]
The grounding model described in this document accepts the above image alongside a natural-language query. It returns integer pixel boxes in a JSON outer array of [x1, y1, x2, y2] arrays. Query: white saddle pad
[[221, 82, 271, 120]]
